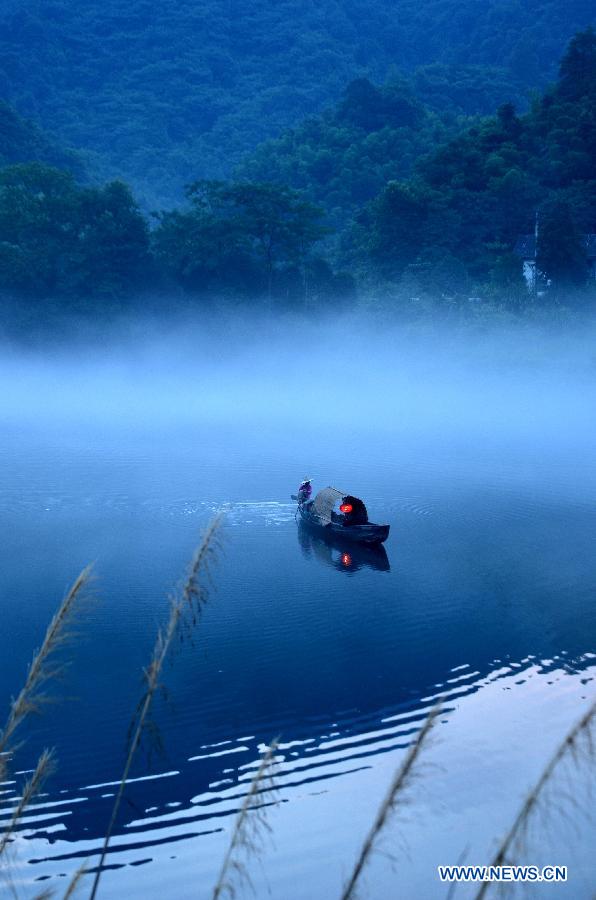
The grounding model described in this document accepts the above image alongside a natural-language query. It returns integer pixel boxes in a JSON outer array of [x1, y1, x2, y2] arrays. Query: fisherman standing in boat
[[297, 478, 313, 505]]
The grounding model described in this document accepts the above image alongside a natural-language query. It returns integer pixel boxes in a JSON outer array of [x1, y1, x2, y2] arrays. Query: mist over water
[[3, 310, 596, 431], [1, 311, 595, 898]]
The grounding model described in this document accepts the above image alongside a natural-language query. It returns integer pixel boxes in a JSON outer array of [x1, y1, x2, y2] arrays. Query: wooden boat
[[292, 486, 390, 545]]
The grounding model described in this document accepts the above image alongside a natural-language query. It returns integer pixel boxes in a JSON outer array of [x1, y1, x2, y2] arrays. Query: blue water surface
[[1, 333, 595, 899]]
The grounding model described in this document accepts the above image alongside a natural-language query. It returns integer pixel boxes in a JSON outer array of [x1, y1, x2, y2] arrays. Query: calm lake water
[[1, 320, 595, 899]]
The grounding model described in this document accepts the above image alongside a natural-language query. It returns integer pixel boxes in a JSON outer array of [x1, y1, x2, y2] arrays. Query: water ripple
[[4, 650, 594, 891]]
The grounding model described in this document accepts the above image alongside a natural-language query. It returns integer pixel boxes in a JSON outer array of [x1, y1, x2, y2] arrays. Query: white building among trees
[[515, 232, 596, 292]]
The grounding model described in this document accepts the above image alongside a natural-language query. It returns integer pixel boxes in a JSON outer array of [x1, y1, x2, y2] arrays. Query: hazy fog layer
[[2, 312, 596, 439]]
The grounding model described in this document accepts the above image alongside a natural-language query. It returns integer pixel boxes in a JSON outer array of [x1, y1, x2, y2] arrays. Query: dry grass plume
[[341, 706, 440, 900], [212, 740, 279, 900], [475, 697, 596, 899], [0, 566, 92, 870], [88, 515, 222, 900]]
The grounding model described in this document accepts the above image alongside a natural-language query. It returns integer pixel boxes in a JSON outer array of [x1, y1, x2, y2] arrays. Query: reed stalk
[[341, 706, 439, 900], [88, 515, 222, 900], [475, 697, 596, 899], [62, 865, 87, 899], [212, 741, 279, 900], [0, 566, 92, 877], [0, 750, 55, 859], [0, 566, 93, 785]]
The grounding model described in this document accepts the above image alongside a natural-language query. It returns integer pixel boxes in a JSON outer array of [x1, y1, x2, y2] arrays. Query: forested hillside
[[0, 10, 595, 316], [350, 28, 596, 301], [238, 29, 596, 304], [0, 100, 81, 173], [0, 0, 593, 203], [237, 75, 471, 224]]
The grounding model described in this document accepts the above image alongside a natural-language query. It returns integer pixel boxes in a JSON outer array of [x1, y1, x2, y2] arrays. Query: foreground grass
[[0, 565, 93, 880], [1, 530, 594, 899], [89, 515, 222, 899]]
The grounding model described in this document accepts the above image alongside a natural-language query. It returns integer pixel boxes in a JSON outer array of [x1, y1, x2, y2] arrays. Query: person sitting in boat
[[339, 495, 368, 526], [297, 478, 313, 505]]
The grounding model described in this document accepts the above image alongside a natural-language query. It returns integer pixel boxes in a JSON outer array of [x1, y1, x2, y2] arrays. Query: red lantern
[[339, 503, 353, 514]]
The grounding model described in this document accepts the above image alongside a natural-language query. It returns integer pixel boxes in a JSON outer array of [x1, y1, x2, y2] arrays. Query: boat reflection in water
[[298, 522, 390, 572]]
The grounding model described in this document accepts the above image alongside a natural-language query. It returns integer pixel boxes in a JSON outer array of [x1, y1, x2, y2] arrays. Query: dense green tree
[[0, 164, 80, 295], [238, 78, 451, 229], [152, 196, 256, 294], [213, 182, 327, 297], [73, 180, 151, 296], [0, 100, 82, 173], [536, 199, 588, 289], [487, 245, 528, 304], [412, 64, 528, 116], [154, 180, 327, 299], [558, 26, 596, 100], [0, 163, 149, 299], [363, 181, 437, 277], [338, 78, 421, 132]]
